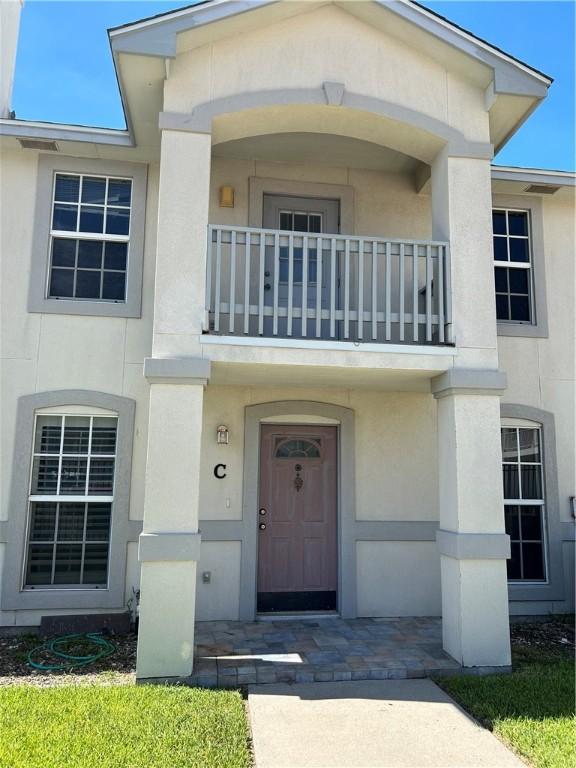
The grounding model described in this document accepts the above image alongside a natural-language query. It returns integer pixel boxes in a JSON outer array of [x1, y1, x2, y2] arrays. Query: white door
[[262, 195, 340, 338]]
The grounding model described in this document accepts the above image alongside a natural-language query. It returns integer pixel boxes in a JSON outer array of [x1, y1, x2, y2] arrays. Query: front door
[[257, 425, 338, 612], [262, 195, 340, 339]]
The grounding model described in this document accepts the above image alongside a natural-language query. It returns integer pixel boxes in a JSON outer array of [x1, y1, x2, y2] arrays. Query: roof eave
[[0, 118, 133, 146]]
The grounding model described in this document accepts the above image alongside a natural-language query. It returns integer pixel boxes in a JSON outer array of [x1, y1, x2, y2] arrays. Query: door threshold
[[256, 611, 339, 621]]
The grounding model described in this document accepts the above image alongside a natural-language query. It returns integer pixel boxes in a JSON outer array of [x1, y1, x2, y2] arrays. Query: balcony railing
[[206, 225, 452, 345]]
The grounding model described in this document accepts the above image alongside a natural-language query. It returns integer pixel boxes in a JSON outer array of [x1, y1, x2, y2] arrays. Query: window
[[279, 211, 323, 233], [275, 438, 321, 458], [25, 414, 117, 588], [501, 424, 546, 582], [278, 211, 322, 283], [29, 156, 147, 318], [493, 209, 532, 323], [48, 173, 131, 302]]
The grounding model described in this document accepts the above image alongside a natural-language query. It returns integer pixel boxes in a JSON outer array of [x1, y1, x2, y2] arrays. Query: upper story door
[[262, 194, 340, 339]]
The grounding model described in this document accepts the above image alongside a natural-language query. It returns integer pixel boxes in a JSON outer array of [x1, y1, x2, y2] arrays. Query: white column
[[136, 123, 212, 679], [153, 128, 212, 358], [433, 370, 511, 668], [136, 361, 209, 679], [431, 149, 498, 367]]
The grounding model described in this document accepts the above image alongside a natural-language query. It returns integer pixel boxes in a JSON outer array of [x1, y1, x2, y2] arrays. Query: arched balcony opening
[[202, 102, 454, 346]]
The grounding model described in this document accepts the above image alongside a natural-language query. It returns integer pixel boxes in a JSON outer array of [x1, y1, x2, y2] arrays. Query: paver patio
[[189, 617, 461, 688]]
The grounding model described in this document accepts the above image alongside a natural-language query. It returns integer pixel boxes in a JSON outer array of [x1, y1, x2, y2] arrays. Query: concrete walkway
[[248, 679, 525, 768]]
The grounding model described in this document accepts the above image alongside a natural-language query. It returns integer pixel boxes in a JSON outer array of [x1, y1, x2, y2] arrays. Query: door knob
[[264, 283, 271, 290], [259, 522, 266, 530], [259, 508, 266, 516]]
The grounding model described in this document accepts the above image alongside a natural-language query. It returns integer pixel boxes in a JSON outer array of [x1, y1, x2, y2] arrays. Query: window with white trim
[[48, 173, 132, 302], [278, 210, 322, 283], [501, 423, 546, 581], [493, 209, 532, 323], [25, 414, 117, 588]]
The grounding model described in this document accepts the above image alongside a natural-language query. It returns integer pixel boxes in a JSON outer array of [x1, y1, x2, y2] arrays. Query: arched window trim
[[1, 390, 137, 612], [500, 404, 566, 603]]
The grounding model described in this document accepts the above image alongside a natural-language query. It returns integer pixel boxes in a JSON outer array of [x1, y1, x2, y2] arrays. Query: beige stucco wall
[[166, 4, 489, 145], [0, 155, 573, 624], [196, 384, 440, 620], [209, 156, 432, 240], [498, 194, 575, 525], [497, 192, 575, 614], [356, 541, 441, 617], [0, 149, 158, 626]]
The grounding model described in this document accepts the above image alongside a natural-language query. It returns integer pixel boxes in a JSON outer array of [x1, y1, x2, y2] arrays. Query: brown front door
[[257, 425, 338, 612]]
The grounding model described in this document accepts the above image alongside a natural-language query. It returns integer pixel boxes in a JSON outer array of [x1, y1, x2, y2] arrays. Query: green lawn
[[440, 647, 575, 768], [0, 684, 251, 768]]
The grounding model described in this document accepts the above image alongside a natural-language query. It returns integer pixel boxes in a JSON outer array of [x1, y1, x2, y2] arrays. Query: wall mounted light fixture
[[219, 186, 234, 208], [217, 425, 229, 445]]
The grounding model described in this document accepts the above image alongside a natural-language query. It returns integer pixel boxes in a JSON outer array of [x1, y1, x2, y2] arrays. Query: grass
[[439, 646, 575, 768], [0, 684, 251, 768]]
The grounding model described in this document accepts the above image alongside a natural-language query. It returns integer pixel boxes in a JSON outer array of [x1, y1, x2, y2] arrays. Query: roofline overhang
[[108, 0, 552, 96], [108, 0, 274, 58], [2, 117, 574, 186], [491, 165, 576, 187], [107, 0, 552, 157], [0, 118, 133, 146]]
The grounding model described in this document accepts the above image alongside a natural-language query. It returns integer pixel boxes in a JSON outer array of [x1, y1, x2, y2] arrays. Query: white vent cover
[[18, 138, 59, 151]]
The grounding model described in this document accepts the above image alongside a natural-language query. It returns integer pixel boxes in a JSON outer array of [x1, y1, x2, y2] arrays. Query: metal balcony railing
[[206, 225, 452, 345]]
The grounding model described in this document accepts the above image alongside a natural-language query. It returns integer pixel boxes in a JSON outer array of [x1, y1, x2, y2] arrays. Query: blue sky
[[11, 1, 575, 170]]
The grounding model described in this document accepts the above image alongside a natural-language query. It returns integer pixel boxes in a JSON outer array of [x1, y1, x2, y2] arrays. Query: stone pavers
[[188, 617, 461, 688]]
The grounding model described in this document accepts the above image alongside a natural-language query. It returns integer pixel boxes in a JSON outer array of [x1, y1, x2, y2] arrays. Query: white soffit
[[491, 166, 576, 198]]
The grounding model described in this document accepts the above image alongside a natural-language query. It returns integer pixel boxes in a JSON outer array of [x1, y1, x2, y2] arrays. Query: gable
[[106, 1, 553, 152]]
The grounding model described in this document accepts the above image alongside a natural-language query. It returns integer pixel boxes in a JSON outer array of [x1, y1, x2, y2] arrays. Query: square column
[[431, 150, 498, 366], [433, 369, 511, 668], [153, 127, 212, 358], [136, 358, 210, 680]]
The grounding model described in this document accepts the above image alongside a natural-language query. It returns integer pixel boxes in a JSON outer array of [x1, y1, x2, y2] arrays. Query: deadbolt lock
[[259, 522, 266, 530]]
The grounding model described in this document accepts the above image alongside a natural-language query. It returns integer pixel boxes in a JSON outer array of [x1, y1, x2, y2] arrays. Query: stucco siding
[[497, 192, 575, 614], [356, 541, 441, 617], [498, 194, 575, 527], [166, 5, 490, 144], [196, 384, 440, 621], [0, 151, 158, 626]]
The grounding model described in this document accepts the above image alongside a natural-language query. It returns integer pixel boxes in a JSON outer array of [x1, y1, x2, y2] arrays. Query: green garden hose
[[27, 632, 116, 671]]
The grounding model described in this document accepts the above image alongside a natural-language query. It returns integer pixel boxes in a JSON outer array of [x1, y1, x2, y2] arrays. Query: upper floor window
[[49, 173, 132, 303], [501, 423, 546, 582], [25, 414, 117, 588], [493, 209, 532, 323], [29, 156, 147, 318]]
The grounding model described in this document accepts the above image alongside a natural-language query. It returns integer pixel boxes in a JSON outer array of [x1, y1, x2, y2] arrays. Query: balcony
[[205, 225, 452, 346]]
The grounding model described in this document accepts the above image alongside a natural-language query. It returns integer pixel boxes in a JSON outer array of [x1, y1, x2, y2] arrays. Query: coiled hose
[[27, 632, 116, 671]]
